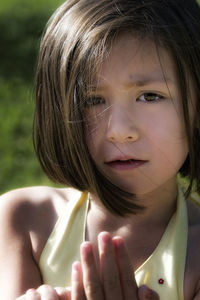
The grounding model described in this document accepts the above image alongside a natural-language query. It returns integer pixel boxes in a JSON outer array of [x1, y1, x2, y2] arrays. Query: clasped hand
[[17, 232, 159, 300]]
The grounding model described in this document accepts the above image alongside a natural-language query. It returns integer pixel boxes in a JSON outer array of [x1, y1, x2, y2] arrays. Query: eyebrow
[[92, 76, 175, 93], [124, 77, 175, 88]]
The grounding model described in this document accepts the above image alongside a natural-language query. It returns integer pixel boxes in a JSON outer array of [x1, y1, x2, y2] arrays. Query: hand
[[16, 232, 159, 300], [16, 285, 71, 300], [71, 231, 159, 300]]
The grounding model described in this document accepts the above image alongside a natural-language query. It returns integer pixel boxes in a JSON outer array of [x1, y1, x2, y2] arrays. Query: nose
[[106, 105, 139, 143]]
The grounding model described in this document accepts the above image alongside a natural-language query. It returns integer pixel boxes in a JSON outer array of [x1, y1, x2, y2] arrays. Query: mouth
[[105, 158, 147, 171]]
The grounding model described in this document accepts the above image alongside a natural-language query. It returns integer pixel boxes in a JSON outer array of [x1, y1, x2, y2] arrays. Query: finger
[[71, 261, 86, 300], [37, 284, 59, 299], [55, 287, 71, 300], [16, 289, 41, 300], [80, 242, 104, 300], [98, 232, 123, 300], [138, 285, 160, 300], [25, 289, 41, 300], [16, 295, 26, 300], [15, 289, 41, 300], [112, 236, 138, 299]]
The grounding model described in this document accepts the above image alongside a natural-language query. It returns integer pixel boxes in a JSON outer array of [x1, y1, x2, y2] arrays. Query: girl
[[1, 0, 200, 299]]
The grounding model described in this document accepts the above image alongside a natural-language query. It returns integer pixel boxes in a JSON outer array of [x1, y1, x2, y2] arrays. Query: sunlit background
[[0, 0, 200, 194]]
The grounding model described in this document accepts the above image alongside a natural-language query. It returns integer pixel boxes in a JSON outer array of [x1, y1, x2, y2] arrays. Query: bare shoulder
[[185, 198, 200, 299], [0, 185, 79, 218], [0, 185, 71, 207], [0, 186, 81, 298], [0, 186, 67, 234], [0, 186, 80, 257]]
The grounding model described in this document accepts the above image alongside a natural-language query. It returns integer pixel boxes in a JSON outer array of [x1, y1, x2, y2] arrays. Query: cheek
[[85, 108, 109, 144], [85, 115, 106, 159], [149, 115, 188, 168], [150, 102, 187, 140], [144, 104, 188, 158], [85, 115, 99, 136]]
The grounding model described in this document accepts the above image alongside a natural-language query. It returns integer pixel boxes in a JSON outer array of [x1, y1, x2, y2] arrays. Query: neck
[[86, 179, 179, 270], [88, 178, 178, 231]]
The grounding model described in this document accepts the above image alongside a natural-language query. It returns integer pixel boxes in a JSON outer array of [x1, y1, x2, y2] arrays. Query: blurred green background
[[0, 0, 63, 194], [0, 0, 200, 195]]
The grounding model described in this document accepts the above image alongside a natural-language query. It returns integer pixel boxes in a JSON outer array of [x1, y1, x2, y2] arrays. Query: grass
[[0, 0, 63, 14], [0, 78, 56, 194], [0, 0, 62, 194]]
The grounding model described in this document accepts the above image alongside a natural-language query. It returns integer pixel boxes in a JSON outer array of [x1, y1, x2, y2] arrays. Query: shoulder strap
[[39, 190, 89, 287]]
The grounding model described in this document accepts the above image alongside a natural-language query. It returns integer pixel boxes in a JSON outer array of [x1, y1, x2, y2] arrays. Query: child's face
[[85, 34, 189, 195]]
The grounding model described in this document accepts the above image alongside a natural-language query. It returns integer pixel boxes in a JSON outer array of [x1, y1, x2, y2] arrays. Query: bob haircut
[[34, 0, 200, 216]]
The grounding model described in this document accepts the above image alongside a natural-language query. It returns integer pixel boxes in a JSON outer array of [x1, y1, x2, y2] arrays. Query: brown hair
[[34, 0, 200, 216]]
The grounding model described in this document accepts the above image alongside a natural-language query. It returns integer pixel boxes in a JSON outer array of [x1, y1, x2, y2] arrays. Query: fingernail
[[99, 232, 111, 244], [26, 289, 37, 295], [72, 261, 81, 280], [81, 241, 93, 255], [112, 236, 124, 247], [73, 261, 80, 271]]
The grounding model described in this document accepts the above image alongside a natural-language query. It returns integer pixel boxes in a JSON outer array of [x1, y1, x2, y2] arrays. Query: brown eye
[[138, 93, 164, 102]]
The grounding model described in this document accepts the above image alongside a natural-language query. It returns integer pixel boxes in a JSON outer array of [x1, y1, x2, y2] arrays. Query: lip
[[105, 157, 147, 171]]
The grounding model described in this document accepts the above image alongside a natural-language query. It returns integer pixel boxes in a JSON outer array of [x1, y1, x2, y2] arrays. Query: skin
[[15, 231, 159, 300], [1, 34, 200, 299], [0, 187, 159, 300], [86, 34, 188, 197]]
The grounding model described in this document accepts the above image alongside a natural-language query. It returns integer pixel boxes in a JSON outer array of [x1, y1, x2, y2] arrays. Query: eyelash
[[85, 97, 105, 107], [137, 93, 165, 103], [85, 92, 165, 107]]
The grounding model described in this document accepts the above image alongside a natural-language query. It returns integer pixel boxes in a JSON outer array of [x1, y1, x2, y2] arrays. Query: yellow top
[[39, 184, 199, 299]]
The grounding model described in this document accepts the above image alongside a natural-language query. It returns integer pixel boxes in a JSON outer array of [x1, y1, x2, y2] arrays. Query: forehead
[[96, 33, 177, 88]]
